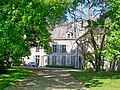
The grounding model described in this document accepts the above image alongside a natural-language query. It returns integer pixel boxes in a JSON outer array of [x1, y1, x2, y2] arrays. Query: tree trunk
[[98, 53, 102, 70], [110, 60, 116, 71], [89, 28, 99, 71], [98, 27, 107, 70], [110, 55, 117, 71]]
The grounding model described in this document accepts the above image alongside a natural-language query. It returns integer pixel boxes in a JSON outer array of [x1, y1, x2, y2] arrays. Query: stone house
[[22, 22, 84, 69]]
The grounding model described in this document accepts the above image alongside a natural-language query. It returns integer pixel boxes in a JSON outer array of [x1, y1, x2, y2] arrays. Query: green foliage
[[70, 0, 120, 71], [106, 0, 120, 30], [102, 31, 120, 61], [67, 0, 108, 71], [0, 68, 32, 90], [102, 0, 120, 61], [12, 60, 23, 66], [0, 0, 69, 72], [70, 71, 120, 90]]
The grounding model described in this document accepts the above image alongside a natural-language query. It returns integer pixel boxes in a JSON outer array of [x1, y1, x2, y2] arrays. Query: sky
[[66, 1, 102, 27]]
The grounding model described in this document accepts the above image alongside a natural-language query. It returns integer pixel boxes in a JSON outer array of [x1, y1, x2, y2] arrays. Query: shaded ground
[[0, 68, 32, 90], [4, 67, 86, 90], [70, 71, 120, 90]]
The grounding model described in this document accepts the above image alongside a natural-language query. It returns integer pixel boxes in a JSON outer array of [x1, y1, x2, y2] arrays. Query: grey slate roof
[[51, 25, 68, 39], [51, 22, 81, 40], [51, 22, 77, 40]]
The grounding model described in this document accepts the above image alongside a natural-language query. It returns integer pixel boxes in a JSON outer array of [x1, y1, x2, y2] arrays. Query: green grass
[[70, 71, 120, 90], [0, 68, 33, 90]]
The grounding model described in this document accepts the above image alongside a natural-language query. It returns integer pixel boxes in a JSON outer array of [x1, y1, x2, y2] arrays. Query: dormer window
[[68, 34, 70, 38], [67, 32, 73, 38], [71, 32, 73, 36]]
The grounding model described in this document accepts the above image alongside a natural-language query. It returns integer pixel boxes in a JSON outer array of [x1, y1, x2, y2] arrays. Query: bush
[[12, 60, 23, 66]]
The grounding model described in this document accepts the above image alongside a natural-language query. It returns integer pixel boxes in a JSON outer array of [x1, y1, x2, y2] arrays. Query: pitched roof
[[51, 25, 68, 39], [51, 22, 79, 40]]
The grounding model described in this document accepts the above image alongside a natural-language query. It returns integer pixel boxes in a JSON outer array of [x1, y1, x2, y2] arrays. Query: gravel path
[[4, 68, 86, 90]]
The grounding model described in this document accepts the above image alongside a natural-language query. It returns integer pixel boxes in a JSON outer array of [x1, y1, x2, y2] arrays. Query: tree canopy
[[0, 0, 69, 73], [67, 0, 120, 71], [102, 0, 120, 62]]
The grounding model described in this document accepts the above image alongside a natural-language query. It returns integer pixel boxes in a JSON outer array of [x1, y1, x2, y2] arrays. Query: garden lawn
[[70, 71, 120, 90], [0, 68, 32, 90]]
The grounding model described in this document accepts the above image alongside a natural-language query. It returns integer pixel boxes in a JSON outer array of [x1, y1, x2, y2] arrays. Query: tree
[[67, 0, 120, 71], [0, 0, 69, 73], [67, 0, 108, 71], [102, 31, 120, 71], [102, 0, 120, 71]]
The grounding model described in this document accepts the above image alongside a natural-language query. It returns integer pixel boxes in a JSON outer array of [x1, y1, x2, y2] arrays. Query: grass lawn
[[0, 68, 33, 90], [70, 71, 120, 90]]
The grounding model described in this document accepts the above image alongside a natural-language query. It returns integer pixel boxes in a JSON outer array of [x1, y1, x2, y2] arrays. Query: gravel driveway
[[4, 67, 86, 90]]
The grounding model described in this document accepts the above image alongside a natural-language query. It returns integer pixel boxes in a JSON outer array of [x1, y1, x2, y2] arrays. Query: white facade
[[23, 47, 47, 67], [48, 39, 83, 68], [23, 22, 84, 69]]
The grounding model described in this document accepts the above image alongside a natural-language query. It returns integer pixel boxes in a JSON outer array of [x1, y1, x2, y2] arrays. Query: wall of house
[[48, 39, 84, 69], [22, 22, 85, 68], [22, 39, 84, 69], [23, 47, 47, 66]]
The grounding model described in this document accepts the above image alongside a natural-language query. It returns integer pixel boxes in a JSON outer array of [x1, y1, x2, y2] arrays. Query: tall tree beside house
[[67, 0, 107, 71], [85, 0, 120, 71], [102, 31, 120, 71], [67, 0, 120, 71], [0, 0, 69, 74], [102, 0, 120, 71]]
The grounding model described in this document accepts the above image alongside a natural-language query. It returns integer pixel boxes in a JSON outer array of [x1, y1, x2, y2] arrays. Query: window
[[47, 56, 50, 65], [27, 56, 30, 59], [68, 34, 70, 38], [36, 47, 40, 52], [71, 32, 73, 36], [21, 58, 24, 62], [71, 56, 75, 67], [62, 56, 66, 65], [79, 56, 82, 68], [36, 55, 39, 58], [35, 55, 40, 61], [62, 45, 66, 52], [53, 45, 57, 52], [52, 56, 56, 65], [22, 58, 24, 61], [71, 49, 76, 54], [35, 55, 40, 65]]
